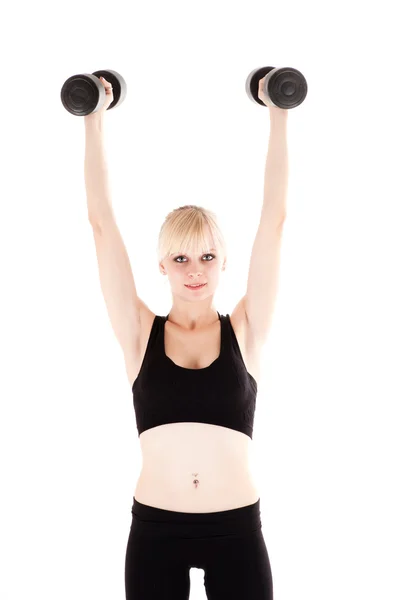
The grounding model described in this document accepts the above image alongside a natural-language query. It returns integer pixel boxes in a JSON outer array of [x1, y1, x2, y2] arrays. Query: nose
[[188, 267, 203, 276]]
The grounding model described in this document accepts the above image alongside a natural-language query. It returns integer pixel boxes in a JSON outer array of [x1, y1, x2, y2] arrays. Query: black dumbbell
[[246, 66, 307, 109], [60, 69, 127, 116]]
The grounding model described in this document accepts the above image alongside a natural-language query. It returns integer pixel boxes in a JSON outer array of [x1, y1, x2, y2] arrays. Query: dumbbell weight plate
[[246, 66, 307, 109], [61, 73, 105, 116], [92, 69, 127, 109], [245, 66, 275, 107]]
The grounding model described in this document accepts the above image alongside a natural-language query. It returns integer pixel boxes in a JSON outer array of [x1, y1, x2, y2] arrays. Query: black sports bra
[[132, 312, 257, 438]]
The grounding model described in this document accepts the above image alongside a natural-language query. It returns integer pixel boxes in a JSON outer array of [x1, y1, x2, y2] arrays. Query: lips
[[185, 283, 207, 288]]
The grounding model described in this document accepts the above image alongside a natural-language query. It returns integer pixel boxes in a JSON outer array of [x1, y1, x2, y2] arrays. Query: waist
[[131, 495, 262, 537], [135, 460, 259, 513], [138, 461, 256, 487]]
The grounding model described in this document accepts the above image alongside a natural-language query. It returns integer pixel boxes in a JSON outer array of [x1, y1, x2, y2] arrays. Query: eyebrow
[[172, 248, 217, 255]]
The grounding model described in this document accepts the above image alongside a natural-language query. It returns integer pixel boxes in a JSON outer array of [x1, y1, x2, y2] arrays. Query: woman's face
[[159, 245, 226, 299]]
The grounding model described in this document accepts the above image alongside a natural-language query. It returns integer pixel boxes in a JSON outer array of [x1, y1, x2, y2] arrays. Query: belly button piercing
[[192, 473, 199, 488]]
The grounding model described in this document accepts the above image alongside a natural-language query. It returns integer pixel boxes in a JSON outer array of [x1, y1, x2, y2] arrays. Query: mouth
[[185, 283, 207, 290]]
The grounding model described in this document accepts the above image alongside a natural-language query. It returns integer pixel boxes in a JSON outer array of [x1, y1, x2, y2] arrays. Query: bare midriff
[[133, 421, 259, 513]]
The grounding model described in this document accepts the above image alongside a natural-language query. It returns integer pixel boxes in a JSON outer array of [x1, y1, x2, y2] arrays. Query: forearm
[[261, 108, 289, 221], [84, 113, 115, 225]]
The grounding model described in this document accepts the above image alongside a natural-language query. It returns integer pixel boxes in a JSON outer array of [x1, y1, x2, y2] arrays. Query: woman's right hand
[[98, 76, 114, 113], [85, 76, 114, 121]]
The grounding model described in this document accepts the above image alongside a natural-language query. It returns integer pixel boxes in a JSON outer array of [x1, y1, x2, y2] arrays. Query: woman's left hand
[[258, 76, 288, 114], [258, 76, 270, 106]]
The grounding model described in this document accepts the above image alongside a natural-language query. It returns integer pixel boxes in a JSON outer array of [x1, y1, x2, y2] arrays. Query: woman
[[86, 76, 288, 599]]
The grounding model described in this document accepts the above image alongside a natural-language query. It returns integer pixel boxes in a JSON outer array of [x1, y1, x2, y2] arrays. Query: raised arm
[[243, 108, 289, 345], [84, 112, 147, 378]]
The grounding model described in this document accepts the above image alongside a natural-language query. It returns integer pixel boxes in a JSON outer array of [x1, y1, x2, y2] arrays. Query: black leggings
[[125, 496, 273, 599]]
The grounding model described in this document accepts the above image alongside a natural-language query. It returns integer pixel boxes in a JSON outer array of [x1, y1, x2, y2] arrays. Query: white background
[[1, 0, 398, 599]]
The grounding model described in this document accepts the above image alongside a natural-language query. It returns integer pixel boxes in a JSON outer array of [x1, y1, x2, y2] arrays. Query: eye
[[174, 253, 215, 263]]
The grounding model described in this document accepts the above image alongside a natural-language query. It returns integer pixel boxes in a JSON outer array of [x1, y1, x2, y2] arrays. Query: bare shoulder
[[137, 299, 157, 359], [229, 295, 247, 338], [125, 299, 156, 387], [138, 298, 157, 335], [230, 296, 261, 383]]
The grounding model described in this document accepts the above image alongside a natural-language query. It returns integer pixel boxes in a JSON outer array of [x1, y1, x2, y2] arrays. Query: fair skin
[[158, 234, 227, 331]]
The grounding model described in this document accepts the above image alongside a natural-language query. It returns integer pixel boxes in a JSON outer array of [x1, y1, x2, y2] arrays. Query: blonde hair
[[157, 205, 227, 264]]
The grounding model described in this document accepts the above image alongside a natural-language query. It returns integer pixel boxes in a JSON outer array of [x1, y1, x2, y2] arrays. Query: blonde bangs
[[157, 205, 226, 262]]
